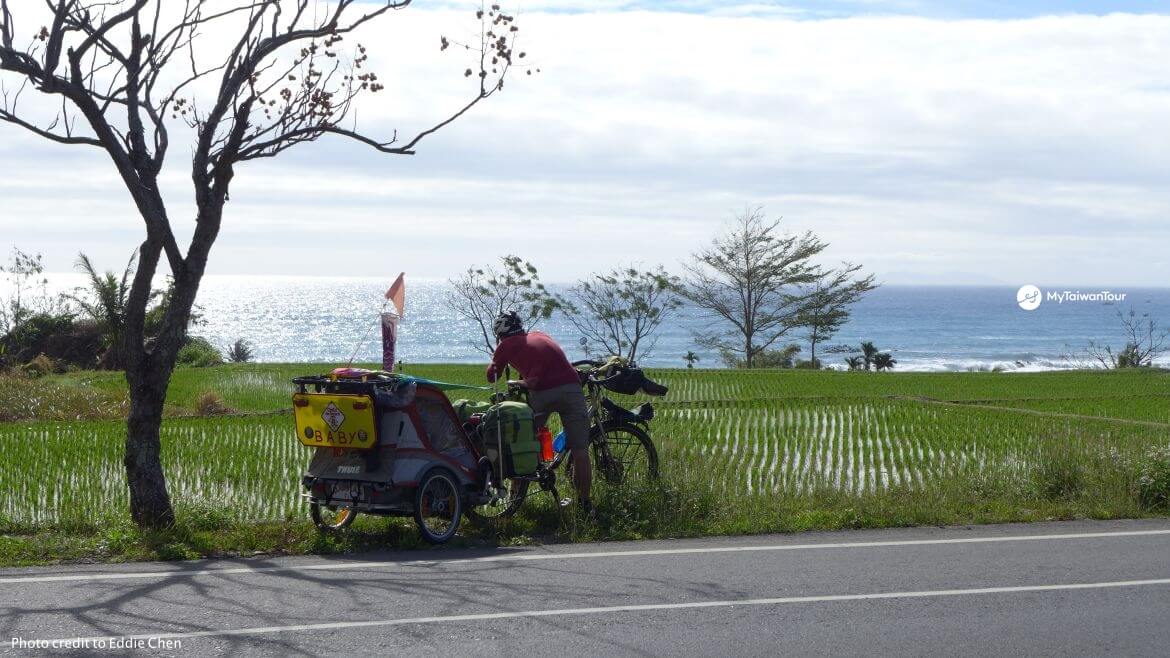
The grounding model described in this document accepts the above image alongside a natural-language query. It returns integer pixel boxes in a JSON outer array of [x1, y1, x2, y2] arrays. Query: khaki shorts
[[528, 383, 590, 450]]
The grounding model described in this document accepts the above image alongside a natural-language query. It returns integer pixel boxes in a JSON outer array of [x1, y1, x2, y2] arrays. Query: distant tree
[[64, 252, 147, 369], [859, 341, 879, 371], [0, 247, 53, 336], [684, 207, 826, 369], [873, 352, 897, 371], [1085, 310, 1167, 369], [797, 265, 877, 368], [227, 339, 254, 363], [683, 350, 700, 369], [844, 356, 864, 371], [446, 255, 562, 356], [0, 1, 529, 527], [564, 265, 683, 363]]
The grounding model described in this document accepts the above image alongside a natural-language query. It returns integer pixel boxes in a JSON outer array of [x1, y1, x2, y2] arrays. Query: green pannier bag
[[452, 399, 492, 424], [480, 401, 539, 477]]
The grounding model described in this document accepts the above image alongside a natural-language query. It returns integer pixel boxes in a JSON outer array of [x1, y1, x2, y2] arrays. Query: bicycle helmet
[[492, 311, 525, 339]]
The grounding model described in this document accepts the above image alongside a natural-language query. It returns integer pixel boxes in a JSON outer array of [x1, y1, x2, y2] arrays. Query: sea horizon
[[14, 275, 1170, 372]]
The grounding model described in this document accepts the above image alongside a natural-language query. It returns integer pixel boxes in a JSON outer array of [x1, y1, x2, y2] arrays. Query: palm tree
[[873, 352, 897, 371], [683, 350, 700, 369], [845, 356, 864, 371], [860, 341, 879, 371], [65, 252, 138, 368]]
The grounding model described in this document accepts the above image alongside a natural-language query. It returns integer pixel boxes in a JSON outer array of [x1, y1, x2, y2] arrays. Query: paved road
[[2, 519, 1170, 656]]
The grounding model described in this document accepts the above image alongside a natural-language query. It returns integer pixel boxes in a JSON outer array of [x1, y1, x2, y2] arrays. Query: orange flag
[[385, 272, 405, 317]]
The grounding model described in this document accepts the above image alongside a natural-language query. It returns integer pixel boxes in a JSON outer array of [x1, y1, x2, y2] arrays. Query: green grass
[[2, 364, 1168, 565]]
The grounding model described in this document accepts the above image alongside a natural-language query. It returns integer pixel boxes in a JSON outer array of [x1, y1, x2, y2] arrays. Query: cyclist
[[486, 311, 592, 512]]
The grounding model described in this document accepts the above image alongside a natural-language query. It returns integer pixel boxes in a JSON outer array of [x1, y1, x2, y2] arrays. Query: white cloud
[[0, 6, 1167, 285]]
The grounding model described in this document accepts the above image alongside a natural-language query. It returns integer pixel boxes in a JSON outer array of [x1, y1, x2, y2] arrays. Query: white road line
[[48, 577, 1170, 644], [4, 528, 1169, 585]]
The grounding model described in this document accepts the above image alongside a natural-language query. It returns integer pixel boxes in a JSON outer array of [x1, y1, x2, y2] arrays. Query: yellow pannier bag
[[293, 393, 378, 450]]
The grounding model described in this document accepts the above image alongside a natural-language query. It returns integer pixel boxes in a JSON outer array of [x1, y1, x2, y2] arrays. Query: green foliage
[[177, 336, 223, 367], [446, 255, 563, 356], [720, 344, 801, 369], [684, 207, 829, 369], [1, 313, 81, 365], [64, 252, 136, 341], [0, 247, 52, 337], [844, 341, 895, 371], [797, 264, 877, 365], [0, 371, 128, 422], [1137, 445, 1170, 511], [564, 265, 684, 362], [683, 350, 700, 369], [1032, 451, 1086, 500]]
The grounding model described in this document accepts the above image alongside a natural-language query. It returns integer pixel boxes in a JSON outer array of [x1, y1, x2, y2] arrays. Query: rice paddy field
[[1, 364, 1168, 536]]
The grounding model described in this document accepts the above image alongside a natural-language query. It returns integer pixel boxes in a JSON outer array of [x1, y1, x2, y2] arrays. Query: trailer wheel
[[414, 469, 463, 544], [311, 504, 357, 532]]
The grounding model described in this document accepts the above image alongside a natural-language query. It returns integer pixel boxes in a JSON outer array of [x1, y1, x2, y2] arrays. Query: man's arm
[[486, 341, 508, 383]]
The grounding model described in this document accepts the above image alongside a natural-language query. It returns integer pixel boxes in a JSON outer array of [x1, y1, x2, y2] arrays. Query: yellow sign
[[293, 393, 377, 449]]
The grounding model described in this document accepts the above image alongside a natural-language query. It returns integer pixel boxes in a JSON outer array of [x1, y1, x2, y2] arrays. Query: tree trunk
[[124, 360, 175, 527]]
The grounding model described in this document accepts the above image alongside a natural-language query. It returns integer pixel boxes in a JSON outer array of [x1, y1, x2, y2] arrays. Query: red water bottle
[[537, 426, 554, 462]]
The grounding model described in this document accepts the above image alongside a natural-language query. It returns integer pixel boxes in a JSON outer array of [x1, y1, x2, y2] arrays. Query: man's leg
[[555, 385, 593, 507], [570, 444, 592, 504]]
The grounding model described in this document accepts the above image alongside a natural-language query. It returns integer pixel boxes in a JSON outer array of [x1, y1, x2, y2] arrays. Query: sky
[[0, 1, 1168, 286]]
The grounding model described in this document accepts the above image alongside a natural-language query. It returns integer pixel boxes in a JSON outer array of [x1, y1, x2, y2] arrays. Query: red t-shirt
[[487, 331, 581, 391]]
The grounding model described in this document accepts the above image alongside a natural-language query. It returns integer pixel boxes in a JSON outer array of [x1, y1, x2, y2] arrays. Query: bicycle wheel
[[311, 503, 357, 532], [465, 478, 530, 522], [414, 469, 463, 544], [572, 423, 659, 486]]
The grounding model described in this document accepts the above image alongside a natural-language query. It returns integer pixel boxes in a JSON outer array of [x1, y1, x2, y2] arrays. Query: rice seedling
[[2, 366, 1165, 531]]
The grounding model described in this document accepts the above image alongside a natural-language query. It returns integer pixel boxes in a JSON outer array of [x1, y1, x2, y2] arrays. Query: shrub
[[195, 391, 232, 416], [1, 313, 107, 369], [1137, 445, 1170, 511], [21, 354, 58, 378], [723, 344, 802, 369], [227, 338, 254, 363], [177, 336, 223, 367], [1032, 453, 1085, 501]]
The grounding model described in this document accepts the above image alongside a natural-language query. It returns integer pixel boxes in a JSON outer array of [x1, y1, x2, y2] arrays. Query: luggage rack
[[292, 372, 400, 396]]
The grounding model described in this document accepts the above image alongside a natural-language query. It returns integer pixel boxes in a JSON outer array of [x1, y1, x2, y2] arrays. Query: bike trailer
[[479, 401, 540, 478], [293, 371, 482, 510]]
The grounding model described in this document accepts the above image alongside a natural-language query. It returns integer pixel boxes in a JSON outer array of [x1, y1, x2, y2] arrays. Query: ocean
[[175, 277, 1169, 372]]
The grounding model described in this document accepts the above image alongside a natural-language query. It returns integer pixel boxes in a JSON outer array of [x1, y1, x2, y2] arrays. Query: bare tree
[[1085, 309, 1168, 369], [795, 263, 876, 368], [0, 1, 529, 527], [0, 247, 53, 336], [446, 255, 561, 356], [683, 207, 826, 369], [564, 265, 683, 363]]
